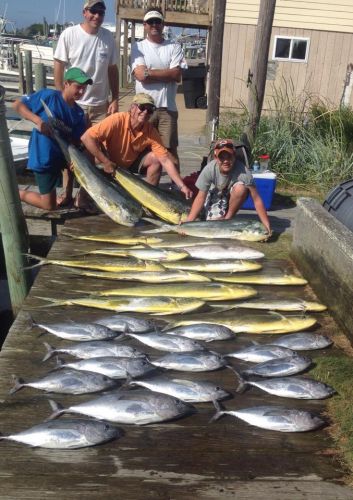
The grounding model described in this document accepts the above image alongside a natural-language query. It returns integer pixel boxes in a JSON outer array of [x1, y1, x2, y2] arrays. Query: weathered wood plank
[[0, 214, 349, 499]]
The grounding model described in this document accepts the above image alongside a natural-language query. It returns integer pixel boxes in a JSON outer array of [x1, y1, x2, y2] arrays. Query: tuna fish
[[47, 391, 194, 425], [238, 354, 312, 378], [225, 344, 295, 363], [0, 419, 121, 448], [57, 356, 154, 379], [9, 369, 117, 395], [42, 341, 146, 362], [236, 376, 336, 399], [130, 375, 230, 403], [31, 319, 120, 341], [269, 332, 333, 351], [114, 168, 191, 224], [211, 402, 324, 432], [126, 332, 204, 352], [151, 350, 227, 372], [95, 314, 157, 333]]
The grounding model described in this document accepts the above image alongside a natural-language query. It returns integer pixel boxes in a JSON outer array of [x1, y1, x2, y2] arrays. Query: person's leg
[[141, 151, 162, 186], [20, 168, 61, 210], [19, 189, 57, 210], [57, 168, 74, 207], [225, 183, 249, 219], [150, 109, 180, 171]]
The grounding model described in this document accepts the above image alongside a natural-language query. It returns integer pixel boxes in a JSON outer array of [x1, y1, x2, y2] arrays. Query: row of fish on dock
[[1, 221, 336, 449]]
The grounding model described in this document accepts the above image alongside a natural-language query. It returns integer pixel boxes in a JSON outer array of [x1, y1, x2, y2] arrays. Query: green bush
[[219, 83, 353, 194]]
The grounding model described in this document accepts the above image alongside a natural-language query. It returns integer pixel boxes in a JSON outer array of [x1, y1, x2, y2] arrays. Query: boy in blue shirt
[[13, 67, 92, 210]]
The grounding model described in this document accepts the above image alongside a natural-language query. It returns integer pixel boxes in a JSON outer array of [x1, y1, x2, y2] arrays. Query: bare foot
[[56, 194, 74, 208]]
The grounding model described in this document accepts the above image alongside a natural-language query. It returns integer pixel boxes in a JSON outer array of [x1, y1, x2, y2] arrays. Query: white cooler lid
[[253, 171, 277, 179]]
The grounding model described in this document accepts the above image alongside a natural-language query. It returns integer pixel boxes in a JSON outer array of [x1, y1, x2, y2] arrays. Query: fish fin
[[42, 342, 56, 362], [46, 399, 65, 421], [250, 340, 259, 345], [9, 375, 25, 395], [226, 364, 246, 386], [22, 253, 48, 270]]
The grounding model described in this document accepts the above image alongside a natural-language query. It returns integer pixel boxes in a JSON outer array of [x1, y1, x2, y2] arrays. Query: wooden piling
[[24, 50, 34, 95], [17, 48, 25, 95], [34, 63, 47, 91], [0, 86, 31, 316]]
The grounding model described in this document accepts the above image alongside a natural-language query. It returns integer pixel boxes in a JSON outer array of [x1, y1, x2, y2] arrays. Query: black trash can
[[182, 64, 207, 109], [323, 179, 353, 232]]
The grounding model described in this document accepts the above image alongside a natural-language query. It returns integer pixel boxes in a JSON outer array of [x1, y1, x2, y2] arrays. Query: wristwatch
[[144, 68, 150, 79]]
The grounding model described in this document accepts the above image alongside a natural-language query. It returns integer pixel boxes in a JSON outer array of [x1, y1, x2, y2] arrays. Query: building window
[[273, 36, 309, 62]]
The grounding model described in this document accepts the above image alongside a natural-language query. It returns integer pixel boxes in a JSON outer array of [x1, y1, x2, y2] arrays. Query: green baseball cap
[[64, 67, 93, 85]]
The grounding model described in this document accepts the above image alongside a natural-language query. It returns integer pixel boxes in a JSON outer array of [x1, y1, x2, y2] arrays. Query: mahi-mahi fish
[[65, 269, 211, 283], [168, 311, 317, 334], [24, 254, 165, 272], [34, 296, 206, 315], [141, 217, 270, 242], [114, 168, 191, 224], [88, 282, 257, 301], [41, 99, 142, 226]]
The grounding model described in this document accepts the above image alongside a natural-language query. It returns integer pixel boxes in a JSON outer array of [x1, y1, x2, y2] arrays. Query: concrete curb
[[291, 197, 353, 340]]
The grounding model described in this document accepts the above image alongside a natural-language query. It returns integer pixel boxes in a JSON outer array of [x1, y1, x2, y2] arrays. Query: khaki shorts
[[80, 102, 109, 126], [149, 108, 179, 151]]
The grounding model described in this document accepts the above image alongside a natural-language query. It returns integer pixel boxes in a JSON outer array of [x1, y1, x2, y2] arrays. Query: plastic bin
[[241, 172, 277, 210], [323, 180, 353, 231], [182, 65, 207, 109]]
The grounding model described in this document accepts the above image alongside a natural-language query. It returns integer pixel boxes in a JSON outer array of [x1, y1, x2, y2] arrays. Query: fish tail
[[42, 342, 56, 362], [22, 253, 48, 270], [209, 400, 225, 423], [226, 364, 247, 387], [46, 399, 66, 421], [31, 297, 71, 308], [9, 375, 25, 395]]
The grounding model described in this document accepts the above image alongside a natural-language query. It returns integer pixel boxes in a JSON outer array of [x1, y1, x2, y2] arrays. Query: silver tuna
[[211, 402, 324, 432], [95, 314, 157, 333], [130, 375, 230, 403], [0, 419, 121, 449], [42, 341, 146, 362], [32, 320, 119, 342], [225, 344, 295, 363], [237, 376, 336, 399], [58, 356, 154, 379], [240, 354, 312, 378], [9, 369, 117, 395], [126, 332, 204, 352], [151, 350, 226, 372], [269, 332, 333, 351], [47, 391, 194, 425]]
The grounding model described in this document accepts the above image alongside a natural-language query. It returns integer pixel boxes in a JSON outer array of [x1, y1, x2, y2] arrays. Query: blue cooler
[[241, 172, 277, 210]]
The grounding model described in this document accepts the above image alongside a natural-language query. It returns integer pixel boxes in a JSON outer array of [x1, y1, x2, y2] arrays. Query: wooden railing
[[118, 1, 209, 15]]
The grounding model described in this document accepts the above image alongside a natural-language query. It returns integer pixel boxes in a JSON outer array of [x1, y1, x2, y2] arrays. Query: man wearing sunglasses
[[131, 8, 187, 172], [186, 139, 271, 233], [53, 0, 119, 208], [81, 93, 193, 199]]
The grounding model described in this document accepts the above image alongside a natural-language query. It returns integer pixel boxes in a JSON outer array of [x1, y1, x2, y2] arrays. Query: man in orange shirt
[[81, 93, 192, 198]]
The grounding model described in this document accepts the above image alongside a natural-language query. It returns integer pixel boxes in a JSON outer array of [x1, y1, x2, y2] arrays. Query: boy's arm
[[186, 190, 207, 221], [248, 186, 271, 233], [13, 99, 52, 136], [54, 59, 65, 91]]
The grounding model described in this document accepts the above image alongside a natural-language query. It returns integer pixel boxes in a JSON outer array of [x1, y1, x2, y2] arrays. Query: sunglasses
[[137, 104, 156, 114], [145, 18, 162, 25], [215, 140, 234, 150], [87, 8, 105, 16]]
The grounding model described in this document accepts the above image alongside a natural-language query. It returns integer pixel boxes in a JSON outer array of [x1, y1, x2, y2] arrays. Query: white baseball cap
[[143, 11, 164, 22]]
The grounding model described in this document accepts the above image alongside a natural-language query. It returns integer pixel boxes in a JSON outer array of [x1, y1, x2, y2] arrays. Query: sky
[[1, 0, 116, 29]]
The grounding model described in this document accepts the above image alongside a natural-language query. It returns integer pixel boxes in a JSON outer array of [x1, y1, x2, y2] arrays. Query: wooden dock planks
[[0, 214, 349, 499]]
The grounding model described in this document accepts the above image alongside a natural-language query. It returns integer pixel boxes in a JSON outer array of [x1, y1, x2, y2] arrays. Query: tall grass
[[219, 80, 353, 194]]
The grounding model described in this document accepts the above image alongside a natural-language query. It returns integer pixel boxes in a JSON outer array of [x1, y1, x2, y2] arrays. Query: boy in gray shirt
[[186, 139, 271, 233]]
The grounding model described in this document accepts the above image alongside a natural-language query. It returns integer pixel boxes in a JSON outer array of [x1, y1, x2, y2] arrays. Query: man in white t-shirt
[[53, 0, 119, 207], [131, 8, 186, 171]]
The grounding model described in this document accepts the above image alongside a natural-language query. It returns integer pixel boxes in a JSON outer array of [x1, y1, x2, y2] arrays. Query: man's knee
[[230, 183, 248, 199]]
